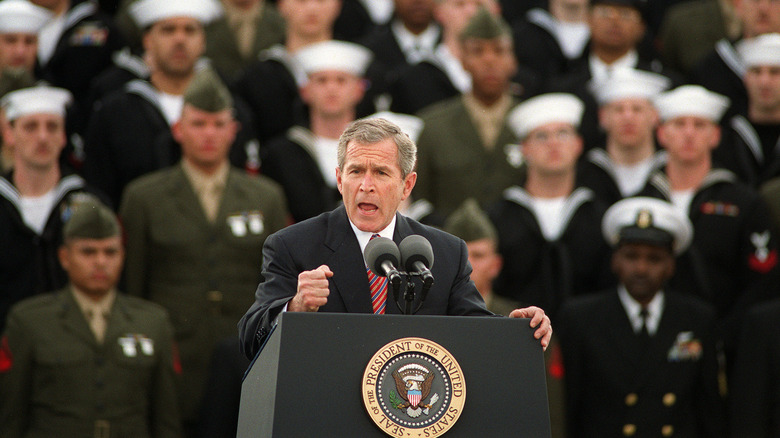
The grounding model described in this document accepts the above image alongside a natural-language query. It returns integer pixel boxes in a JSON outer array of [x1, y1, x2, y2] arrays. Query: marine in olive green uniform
[[0, 199, 181, 438], [119, 67, 289, 431], [413, 9, 526, 217]]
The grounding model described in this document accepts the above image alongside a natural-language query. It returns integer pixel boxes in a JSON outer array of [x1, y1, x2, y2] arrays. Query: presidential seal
[[362, 338, 466, 437]]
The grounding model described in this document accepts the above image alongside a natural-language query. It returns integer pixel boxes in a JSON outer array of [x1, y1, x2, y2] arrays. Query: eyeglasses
[[525, 128, 578, 144]]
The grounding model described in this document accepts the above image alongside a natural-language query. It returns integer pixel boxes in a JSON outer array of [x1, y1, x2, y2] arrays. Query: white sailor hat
[[737, 33, 780, 68], [654, 85, 730, 123], [1, 85, 72, 121], [129, 0, 223, 28], [602, 196, 693, 255], [295, 40, 373, 77], [589, 67, 671, 106], [507, 93, 584, 140], [0, 0, 53, 34], [365, 111, 424, 143]]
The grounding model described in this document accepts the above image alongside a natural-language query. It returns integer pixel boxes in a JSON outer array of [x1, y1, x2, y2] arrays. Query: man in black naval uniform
[[260, 40, 373, 223], [0, 199, 181, 438], [689, 0, 779, 121], [547, 0, 682, 151], [714, 33, 780, 188], [642, 85, 780, 369], [32, 0, 126, 134], [0, 85, 107, 331], [577, 67, 670, 206], [231, 0, 343, 143], [488, 93, 613, 320], [559, 196, 726, 438], [358, 0, 440, 111], [83, 0, 260, 208]]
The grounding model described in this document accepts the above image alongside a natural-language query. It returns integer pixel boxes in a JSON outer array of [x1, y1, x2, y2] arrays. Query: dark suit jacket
[[238, 206, 494, 358], [559, 289, 726, 438]]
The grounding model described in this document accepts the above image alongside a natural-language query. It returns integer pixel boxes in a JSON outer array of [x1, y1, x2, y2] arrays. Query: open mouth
[[358, 202, 378, 214]]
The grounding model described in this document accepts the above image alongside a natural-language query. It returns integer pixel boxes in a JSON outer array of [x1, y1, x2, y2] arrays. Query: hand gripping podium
[[237, 312, 551, 437]]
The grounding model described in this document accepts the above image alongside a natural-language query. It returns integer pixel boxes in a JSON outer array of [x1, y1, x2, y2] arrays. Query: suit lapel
[[327, 207, 374, 314]]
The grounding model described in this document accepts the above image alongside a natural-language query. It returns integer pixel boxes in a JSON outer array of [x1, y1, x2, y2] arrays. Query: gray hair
[[337, 117, 417, 178]]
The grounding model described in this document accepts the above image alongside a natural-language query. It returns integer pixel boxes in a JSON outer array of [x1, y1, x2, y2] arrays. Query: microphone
[[399, 235, 435, 290], [364, 236, 402, 288]]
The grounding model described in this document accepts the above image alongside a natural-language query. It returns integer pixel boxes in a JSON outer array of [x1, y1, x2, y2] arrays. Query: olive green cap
[[183, 66, 233, 112], [63, 198, 121, 240], [0, 68, 36, 99], [443, 198, 497, 242], [459, 7, 511, 41]]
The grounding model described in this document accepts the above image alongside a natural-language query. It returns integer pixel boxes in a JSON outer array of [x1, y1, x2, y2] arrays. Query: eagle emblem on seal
[[390, 364, 440, 418]]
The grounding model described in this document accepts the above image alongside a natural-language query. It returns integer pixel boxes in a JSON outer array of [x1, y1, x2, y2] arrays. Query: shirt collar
[[617, 284, 664, 335], [589, 49, 639, 83], [181, 160, 229, 194], [223, 1, 263, 24], [70, 284, 117, 318], [391, 20, 440, 63], [349, 214, 397, 265]]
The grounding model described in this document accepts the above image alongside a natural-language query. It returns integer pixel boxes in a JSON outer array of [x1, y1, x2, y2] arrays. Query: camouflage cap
[[63, 198, 121, 240], [459, 7, 511, 41], [183, 66, 233, 113], [443, 198, 497, 243]]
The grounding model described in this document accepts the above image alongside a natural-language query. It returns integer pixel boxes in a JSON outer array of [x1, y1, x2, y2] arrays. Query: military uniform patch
[[667, 331, 703, 362], [362, 338, 466, 437], [69, 22, 108, 46], [749, 231, 778, 273]]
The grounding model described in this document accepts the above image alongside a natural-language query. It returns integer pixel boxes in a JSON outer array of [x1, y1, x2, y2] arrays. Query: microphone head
[[364, 236, 401, 276], [399, 234, 434, 271]]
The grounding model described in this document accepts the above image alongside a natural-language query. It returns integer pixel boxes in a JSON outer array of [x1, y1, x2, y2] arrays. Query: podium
[[237, 312, 551, 437]]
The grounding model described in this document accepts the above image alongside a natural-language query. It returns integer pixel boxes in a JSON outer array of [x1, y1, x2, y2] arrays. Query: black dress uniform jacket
[[714, 115, 780, 188], [0, 173, 107, 331], [729, 299, 780, 437], [577, 149, 667, 206], [35, 0, 126, 134], [487, 186, 613, 318], [559, 289, 726, 438], [690, 38, 748, 119], [641, 169, 780, 355], [261, 126, 341, 223]]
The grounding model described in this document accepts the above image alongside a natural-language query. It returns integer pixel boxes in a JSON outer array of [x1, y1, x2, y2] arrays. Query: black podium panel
[[238, 312, 551, 437]]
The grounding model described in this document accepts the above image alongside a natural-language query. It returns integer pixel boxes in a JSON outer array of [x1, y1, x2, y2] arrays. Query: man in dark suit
[[559, 196, 726, 438], [238, 117, 552, 359], [0, 198, 181, 438]]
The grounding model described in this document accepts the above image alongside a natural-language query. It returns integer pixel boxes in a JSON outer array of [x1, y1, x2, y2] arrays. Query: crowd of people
[[0, 0, 778, 437]]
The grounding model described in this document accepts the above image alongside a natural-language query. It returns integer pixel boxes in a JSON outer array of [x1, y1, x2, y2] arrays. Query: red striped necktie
[[367, 234, 388, 314]]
